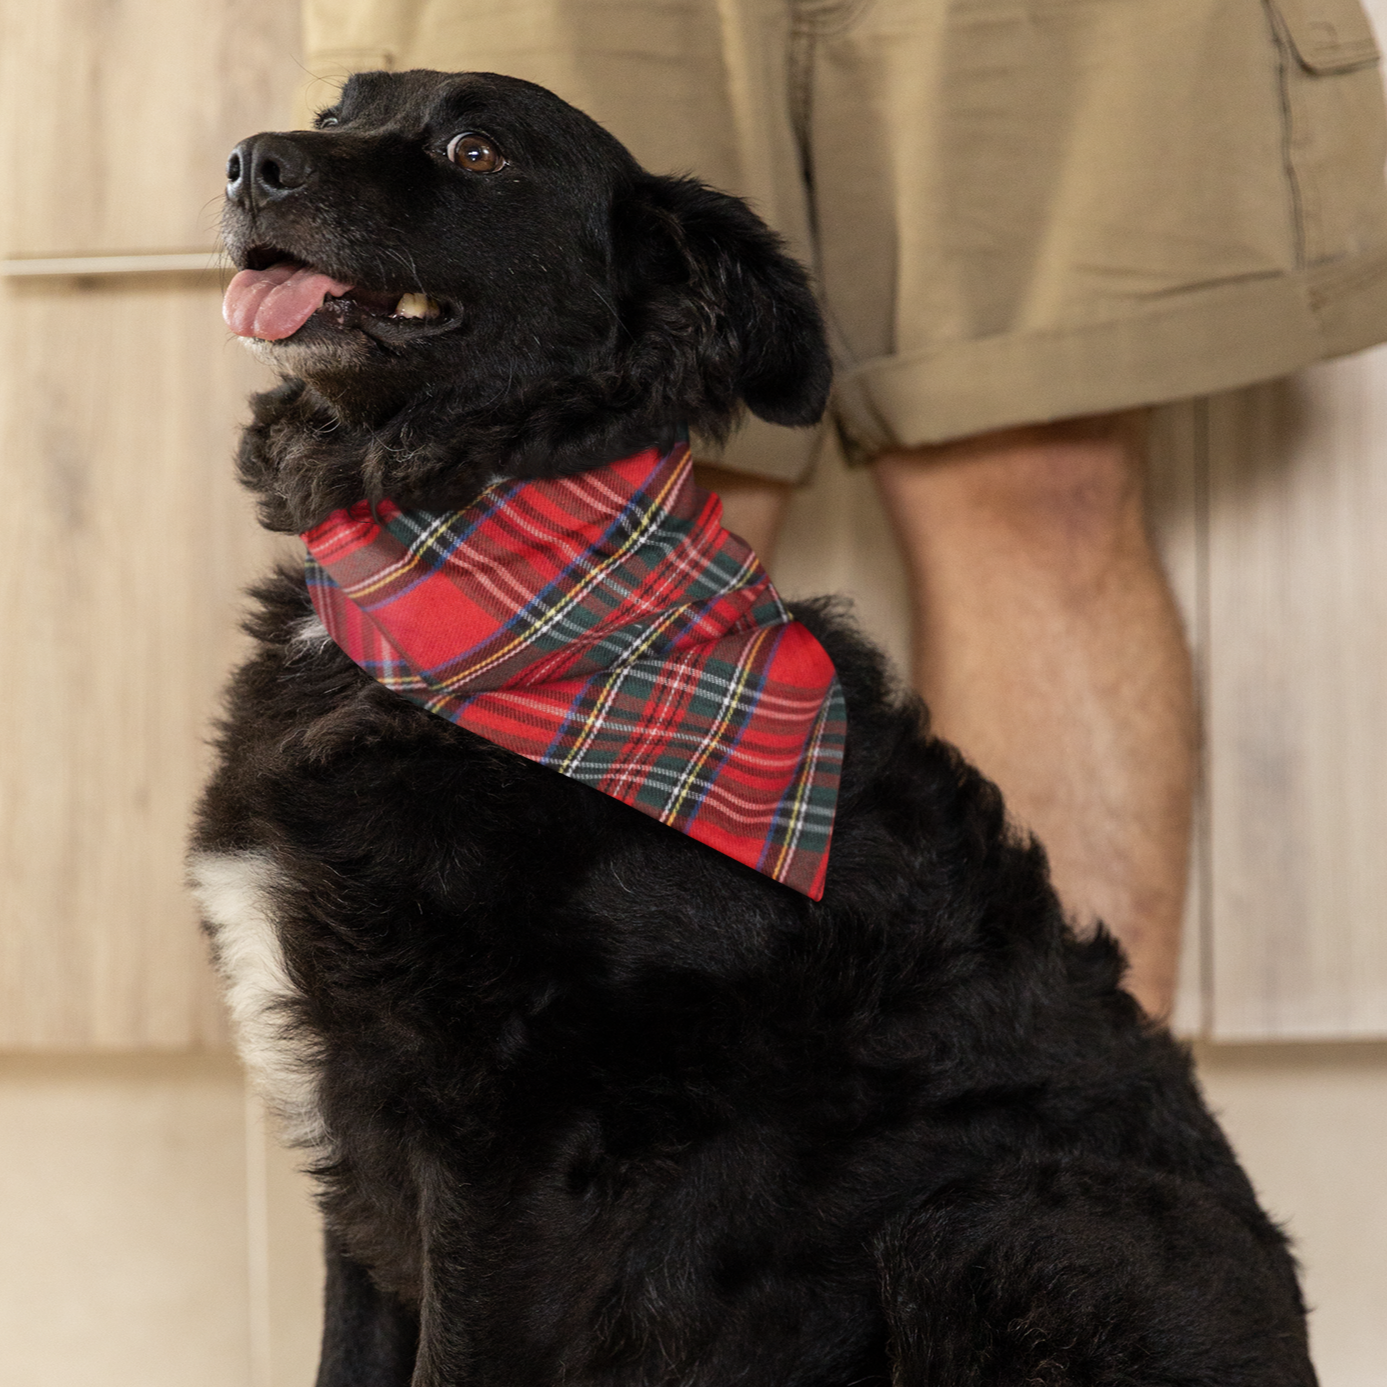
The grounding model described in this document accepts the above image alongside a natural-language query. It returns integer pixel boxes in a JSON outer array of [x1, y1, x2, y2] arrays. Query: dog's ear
[[613, 175, 832, 431]]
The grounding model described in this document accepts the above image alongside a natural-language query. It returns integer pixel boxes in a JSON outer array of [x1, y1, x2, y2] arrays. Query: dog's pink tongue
[[223, 262, 355, 340]]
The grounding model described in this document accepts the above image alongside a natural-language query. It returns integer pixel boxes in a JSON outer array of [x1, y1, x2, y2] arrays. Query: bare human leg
[[695, 414, 1195, 1018], [872, 414, 1195, 1017]]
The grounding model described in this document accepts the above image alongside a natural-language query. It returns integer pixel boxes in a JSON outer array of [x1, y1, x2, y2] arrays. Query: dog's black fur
[[193, 70, 1317, 1386]]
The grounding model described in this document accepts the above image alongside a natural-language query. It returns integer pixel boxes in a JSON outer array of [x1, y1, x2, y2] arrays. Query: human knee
[[878, 414, 1147, 557], [952, 416, 1143, 543]]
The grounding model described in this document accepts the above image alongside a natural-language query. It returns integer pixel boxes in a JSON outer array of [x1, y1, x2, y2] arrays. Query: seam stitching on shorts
[[788, 23, 817, 245], [790, 0, 875, 39], [785, 36, 860, 379], [788, 1, 874, 374], [1267, 0, 1310, 267]]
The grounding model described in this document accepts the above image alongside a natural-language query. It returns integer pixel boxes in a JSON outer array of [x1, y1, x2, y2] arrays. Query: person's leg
[[872, 413, 1194, 1018], [696, 413, 1194, 1016]]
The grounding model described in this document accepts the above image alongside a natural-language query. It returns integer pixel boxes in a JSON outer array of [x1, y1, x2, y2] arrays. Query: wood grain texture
[[0, 0, 302, 257], [0, 276, 283, 1047], [0, 0, 300, 1047], [1205, 357, 1387, 1038]]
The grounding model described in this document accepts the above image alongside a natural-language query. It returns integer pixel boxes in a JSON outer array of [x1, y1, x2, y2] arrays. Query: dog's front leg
[[316, 1229, 419, 1387], [874, 1161, 1316, 1385], [407, 1173, 482, 1387]]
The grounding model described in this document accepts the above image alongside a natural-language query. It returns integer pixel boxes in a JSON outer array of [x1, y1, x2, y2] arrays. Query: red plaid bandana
[[301, 439, 846, 898]]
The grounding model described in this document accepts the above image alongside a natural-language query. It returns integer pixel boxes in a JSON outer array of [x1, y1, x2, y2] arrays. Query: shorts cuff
[[832, 243, 1387, 453]]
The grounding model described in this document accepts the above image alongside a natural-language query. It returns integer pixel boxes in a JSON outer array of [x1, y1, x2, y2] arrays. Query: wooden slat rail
[[1, 252, 227, 276]]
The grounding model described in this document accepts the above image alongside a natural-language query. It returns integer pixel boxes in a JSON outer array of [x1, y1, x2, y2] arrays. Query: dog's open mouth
[[223, 251, 459, 345]]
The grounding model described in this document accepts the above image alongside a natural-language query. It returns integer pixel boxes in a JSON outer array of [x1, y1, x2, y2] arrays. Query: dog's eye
[[447, 132, 505, 173], [315, 111, 340, 129]]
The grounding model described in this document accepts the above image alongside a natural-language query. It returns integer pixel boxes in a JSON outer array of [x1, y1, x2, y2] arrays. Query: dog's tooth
[[395, 293, 440, 319]]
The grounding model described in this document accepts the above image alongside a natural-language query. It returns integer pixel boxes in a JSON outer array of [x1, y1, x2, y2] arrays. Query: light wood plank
[[2, 254, 232, 276], [0, 1053, 252, 1387], [1205, 359, 1387, 1038], [0, 0, 301, 1047], [0, 277, 281, 1047], [0, 0, 302, 257]]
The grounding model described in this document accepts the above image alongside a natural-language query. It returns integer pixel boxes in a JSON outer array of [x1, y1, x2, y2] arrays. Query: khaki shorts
[[303, 0, 1387, 481]]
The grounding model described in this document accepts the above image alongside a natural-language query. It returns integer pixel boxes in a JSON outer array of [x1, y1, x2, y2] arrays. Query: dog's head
[[222, 70, 831, 530]]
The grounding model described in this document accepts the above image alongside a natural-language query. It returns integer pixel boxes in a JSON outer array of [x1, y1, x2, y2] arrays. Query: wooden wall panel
[[0, 0, 302, 257], [0, 1053, 252, 1387], [1205, 357, 1387, 1038], [0, 0, 300, 1048], [0, 275, 283, 1047]]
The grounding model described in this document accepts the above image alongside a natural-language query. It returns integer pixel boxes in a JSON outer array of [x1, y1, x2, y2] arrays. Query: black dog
[[190, 70, 1316, 1387]]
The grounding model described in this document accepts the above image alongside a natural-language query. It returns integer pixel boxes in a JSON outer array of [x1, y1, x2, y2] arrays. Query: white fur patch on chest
[[188, 849, 328, 1154]]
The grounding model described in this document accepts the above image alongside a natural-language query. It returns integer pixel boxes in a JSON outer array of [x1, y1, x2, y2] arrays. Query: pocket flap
[[1273, 0, 1381, 72]]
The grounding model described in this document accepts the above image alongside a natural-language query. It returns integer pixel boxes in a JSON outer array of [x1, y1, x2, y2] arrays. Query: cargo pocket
[[1269, 0, 1380, 72]]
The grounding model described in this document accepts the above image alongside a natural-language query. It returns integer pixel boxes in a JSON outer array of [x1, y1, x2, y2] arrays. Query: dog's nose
[[226, 134, 312, 207]]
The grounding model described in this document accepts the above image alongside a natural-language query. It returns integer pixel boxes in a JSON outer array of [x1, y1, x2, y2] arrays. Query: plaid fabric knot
[[301, 439, 846, 898]]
